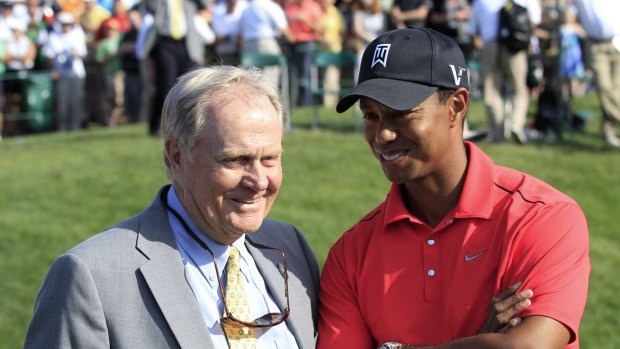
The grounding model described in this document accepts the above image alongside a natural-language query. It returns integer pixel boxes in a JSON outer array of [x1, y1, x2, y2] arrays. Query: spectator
[[469, 0, 541, 143], [0, 38, 5, 141], [211, 0, 248, 65], [118, 4, 141, 123], [350, 0, 385, 72], [4, 17, 36, 114], [389, 0, 431, 29], [427, 0, 472, 60], [43, 12, 87, 131], [95, 0, 130, 42], [25, 0, 50, 70], [575, 0, 620, 148], [81, 0, 111, 127], [80, 0, 111, 43], [142, 0, 209, 137], [317, 0, 345, 107], [559, 4, 585, 100], [96, 17, 123, 127], [239, 0, 293, 88], [284, 0, 322, 107]]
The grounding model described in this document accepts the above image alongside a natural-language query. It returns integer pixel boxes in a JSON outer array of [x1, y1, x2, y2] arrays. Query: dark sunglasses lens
[[253, 313, 280, 326]]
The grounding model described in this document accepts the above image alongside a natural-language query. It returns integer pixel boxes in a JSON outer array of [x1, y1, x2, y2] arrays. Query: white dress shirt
[[575, 0, 620, 40]]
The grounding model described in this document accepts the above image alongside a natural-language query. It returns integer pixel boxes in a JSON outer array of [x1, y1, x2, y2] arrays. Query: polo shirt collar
[[456, 142, 495, 219], [383, 141, 495, 226]]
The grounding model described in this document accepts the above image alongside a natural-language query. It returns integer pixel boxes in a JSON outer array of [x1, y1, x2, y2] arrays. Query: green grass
[[1, 95, 618, 348]]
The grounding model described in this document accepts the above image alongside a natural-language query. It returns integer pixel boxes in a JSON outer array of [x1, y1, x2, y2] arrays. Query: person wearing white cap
[[3, 17, 35, 116], [5, 17, 35, 71], [42, 12, 88, 131], [318, 27, 590, 349]]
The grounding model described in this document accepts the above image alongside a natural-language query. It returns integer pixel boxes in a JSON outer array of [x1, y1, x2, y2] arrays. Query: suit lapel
[[246, 235, 312, 349], [136, 187, 214, 349]]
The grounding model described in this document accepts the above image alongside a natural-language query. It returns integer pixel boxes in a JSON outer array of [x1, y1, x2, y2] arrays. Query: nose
[[373, 119, 398, 145], [242, 162, 269, 192]]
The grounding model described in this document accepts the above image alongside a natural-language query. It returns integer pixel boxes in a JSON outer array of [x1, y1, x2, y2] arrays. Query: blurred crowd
[[0, 0, 617, 146]]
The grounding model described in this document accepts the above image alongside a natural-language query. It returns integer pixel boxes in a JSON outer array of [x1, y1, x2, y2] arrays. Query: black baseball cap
[[336, 27, 469, 113]]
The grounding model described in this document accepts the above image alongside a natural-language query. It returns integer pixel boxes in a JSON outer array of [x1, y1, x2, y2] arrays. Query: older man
[[25, 66, 319, 348]]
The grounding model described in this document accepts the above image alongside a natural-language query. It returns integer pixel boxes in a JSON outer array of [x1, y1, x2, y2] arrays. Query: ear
[[164, 138, 184, 173], [449, 88, 469, 129]]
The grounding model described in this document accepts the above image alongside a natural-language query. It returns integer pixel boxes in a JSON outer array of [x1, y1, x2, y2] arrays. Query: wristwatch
[[377, 342, 403, 349]]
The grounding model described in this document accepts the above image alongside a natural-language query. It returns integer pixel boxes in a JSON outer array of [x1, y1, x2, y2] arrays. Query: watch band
[[378, 342, 402, 349]]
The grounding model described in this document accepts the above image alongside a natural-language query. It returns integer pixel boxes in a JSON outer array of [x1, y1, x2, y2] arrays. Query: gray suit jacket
[[25, 186, 320, 348]]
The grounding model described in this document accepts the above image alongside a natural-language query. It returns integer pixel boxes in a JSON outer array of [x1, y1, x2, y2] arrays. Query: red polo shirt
[[318, 142, 590, 348]]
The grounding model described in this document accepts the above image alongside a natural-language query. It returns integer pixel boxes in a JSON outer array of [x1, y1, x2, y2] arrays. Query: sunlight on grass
[[1, 95, 618, 348]]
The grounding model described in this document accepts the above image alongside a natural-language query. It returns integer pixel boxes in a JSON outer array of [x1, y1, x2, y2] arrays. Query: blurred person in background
[[559, 4, 585, 100], [469, 0, 541, 143], [96, 17, 123, 127], [211, 0, 247, 65], [25, 65, 320, 349], [575, 0, 620, 148], [118, 4, 141, 123], [81, 0, 111, 127], [142, 0, 209, 137], [389, 0, 431, 29], [25, 0, 51, 70], [350, 0, 385, 73], [427, 0, 486, 142], [284, 0, 322, 107], [239, 0, 293, 88], [317, 0, 345, 107], [43, 11, 87, 131], [0, 34, 5, 141], [3, 17, 36, 114]]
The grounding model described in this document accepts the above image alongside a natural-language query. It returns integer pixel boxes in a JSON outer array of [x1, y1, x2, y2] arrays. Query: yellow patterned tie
[[223, 246, 257, 348], [169, 0, 184, 39]]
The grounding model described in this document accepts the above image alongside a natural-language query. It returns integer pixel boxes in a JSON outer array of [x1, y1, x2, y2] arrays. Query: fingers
[[491, 289, 533, 325], [491, 282, 533, 314], [491, 281, 522, 303], [498, 317, 522, 334]]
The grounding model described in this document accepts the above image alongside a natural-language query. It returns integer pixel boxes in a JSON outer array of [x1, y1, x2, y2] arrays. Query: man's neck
[[401, 148, 468, 228]]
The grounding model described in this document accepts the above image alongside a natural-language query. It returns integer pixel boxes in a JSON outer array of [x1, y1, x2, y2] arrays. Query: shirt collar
[[167, 186, 247, 273], [383, 141, 495, 227]]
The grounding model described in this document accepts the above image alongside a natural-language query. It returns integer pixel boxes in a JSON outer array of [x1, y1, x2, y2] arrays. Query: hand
[[480, 281, 533, 334]]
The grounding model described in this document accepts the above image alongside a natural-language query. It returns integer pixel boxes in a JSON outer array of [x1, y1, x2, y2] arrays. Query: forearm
[[398, 316, 570, 349]]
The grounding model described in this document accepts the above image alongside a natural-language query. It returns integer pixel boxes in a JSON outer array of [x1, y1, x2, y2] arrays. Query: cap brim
[[336, 78, 438, 113]]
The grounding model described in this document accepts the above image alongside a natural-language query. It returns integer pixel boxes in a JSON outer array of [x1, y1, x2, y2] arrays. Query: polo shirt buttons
[[427, 239, 435, 246], [427, 269, 436, 277], [446, 218, 454, 225]]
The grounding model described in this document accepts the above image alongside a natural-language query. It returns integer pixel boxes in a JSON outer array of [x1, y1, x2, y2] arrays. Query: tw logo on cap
[[371, 44, 391, 68]]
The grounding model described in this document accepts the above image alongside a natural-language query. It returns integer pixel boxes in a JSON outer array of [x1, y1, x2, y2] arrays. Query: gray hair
[[161, 65, 287, 169]]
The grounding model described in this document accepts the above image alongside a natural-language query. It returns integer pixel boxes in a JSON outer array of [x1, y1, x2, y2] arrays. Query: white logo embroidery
[[449, 64, 467, 86], [372, 44, 391, 68]]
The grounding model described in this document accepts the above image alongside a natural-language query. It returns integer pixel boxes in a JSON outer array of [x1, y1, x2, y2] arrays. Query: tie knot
[[227, 246, 241, 273]]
